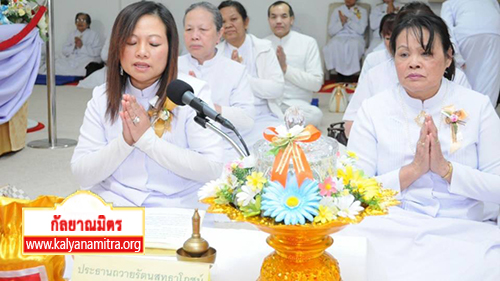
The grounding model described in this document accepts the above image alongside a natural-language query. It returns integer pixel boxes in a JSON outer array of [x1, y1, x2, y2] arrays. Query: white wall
[[51, 0, 442, 56]]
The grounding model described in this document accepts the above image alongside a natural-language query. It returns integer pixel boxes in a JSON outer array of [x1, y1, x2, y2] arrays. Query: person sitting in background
[[71, 1, 223, 208], [343, 2, 471, 137], [39, 13, 103, 77], [265, 1, 324, 128], [345, 12, 500, 280], [217, 0, 284, 147], [366, 0, 401, 54], [323, 0, 367, 79], [179, 2, 254, 161], [441, 0, 500, 106], [358, 12, 396, 81], [77, 36, 110, 89]]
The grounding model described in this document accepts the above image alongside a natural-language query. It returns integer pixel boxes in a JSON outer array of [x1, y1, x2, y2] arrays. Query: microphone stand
[[194, 113, 249, 158]]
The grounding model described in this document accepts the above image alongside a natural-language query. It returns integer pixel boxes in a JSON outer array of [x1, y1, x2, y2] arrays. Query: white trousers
[[459, 34, 500, 105], [323, 35, 365, 76]]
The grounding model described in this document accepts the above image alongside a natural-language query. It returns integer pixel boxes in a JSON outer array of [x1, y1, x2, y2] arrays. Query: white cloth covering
[[217, 34, 285, 150], [265, 31, 324, 127], [178, 51, 255, 138], [39, 28, 103, 76], [323, 4, 368, 76], [441, 0, 500, 105], [366, 1, 403, 54], [71, 73, 224, 208], [345, 79, 500, 279], [343, 59, 471, 121]]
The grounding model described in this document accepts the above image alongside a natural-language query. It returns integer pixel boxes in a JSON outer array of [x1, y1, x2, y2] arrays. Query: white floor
[[0, 85, 343, 199]]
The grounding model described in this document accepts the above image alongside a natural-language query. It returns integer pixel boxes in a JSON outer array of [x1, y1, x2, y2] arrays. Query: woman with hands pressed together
[[71, 1, 223, 208], [217, 0, 285, 147], [344, 11, 500, 281]]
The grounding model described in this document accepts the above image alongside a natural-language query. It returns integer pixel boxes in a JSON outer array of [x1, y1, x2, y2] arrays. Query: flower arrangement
[[0, 0, 47, 40], [199, 125, 398, 226]]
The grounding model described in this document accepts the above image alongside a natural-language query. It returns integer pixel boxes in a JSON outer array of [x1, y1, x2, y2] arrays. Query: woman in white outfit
[[441, 0, 500, 106], [344, 12, 500, 281], [179, 2, 255, 161], [39, 13, 103, 77], [71, 1, 223, 208], [217, 0, 285, 148]]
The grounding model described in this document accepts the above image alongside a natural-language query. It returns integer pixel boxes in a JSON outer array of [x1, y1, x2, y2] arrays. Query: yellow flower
[[354, 178, 381, 202], [337, 165, 362, 186], [314, 205, 336, 224], [18, 8, 26, 16], [246, 172, 267, 192], [346, 150, 358, 160]]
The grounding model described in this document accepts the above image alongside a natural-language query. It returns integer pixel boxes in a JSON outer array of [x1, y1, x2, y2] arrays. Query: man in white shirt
[[265, 1, 324, 127]]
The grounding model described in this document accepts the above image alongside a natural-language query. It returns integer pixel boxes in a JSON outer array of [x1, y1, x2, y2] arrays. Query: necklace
[[396, 82, 448, 154]]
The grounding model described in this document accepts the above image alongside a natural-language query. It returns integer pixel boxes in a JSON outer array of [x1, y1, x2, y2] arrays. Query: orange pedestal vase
[[255, 223, 347, 281], [202, 198, 351, 281]]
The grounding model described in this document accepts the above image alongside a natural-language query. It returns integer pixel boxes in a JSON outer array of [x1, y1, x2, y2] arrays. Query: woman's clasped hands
[[403, 115, 451, 189], [119, 94, 150, 146]]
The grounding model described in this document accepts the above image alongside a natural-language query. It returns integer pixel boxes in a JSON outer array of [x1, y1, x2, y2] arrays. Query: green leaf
[[240, 195, 262, 217]]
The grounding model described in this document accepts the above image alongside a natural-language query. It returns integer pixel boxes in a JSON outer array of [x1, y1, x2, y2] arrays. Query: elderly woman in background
[[343, 11, 500, 280], [179, 2, 254, 161], [71, 1, 223, 208], [217, 0, 284, 147], [39, 13, 103, 77]]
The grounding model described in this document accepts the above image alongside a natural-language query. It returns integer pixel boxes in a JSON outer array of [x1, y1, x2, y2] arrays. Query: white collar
[[125, 78, 160, 99]]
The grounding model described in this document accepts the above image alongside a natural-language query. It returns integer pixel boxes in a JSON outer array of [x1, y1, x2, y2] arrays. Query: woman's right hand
[[399, 121, 430, 190], [410, 121, 431, 177], [119, 106, 134, 146]]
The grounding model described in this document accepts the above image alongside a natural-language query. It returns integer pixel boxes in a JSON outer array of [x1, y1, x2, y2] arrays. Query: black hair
[[268, 1, 294, 18], [390, 13, 455, 80], [379, 13, 396, 37], [75, 12, 91, 26], [106, 1, 179, 123], [218, 0, 248, 21]]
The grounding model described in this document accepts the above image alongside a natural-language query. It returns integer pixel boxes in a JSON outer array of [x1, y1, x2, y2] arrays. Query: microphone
[[167, 79, 235, 130]]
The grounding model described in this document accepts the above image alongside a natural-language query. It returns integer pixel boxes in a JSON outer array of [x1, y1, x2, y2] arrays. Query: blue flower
[[1, 6, 10, 25], [261, 174, 321, 225]]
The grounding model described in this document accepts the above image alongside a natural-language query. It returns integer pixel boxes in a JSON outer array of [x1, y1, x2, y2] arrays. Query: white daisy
[[198, 178, 224, 199], [236, 185, 258, 207], [275, 124, 305, 139], [333, 194, 364, 220]]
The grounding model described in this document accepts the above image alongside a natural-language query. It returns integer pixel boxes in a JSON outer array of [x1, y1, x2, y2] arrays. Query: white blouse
[[71, 73, 223, 206], [348, 78, 500, 221]]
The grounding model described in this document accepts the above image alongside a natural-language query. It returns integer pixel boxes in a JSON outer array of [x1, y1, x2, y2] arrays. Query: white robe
[[217, 34, 285, 150], [366, 1, 403, 54], [265, 31, 324, 127], [323, 4, 368, 76], [71, 73, 223, 209], [358, 48, 391, 82], [178, 51, 255, 139], [344, 79, 500, 280], [343, 59, 471, 121], [39, 29, 103, 76], [441, 0, 500, 105]]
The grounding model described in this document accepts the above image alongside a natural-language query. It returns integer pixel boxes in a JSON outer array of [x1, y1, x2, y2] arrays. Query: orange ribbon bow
[[264, 125, 321, 187], [148, 97, 177, 137]]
